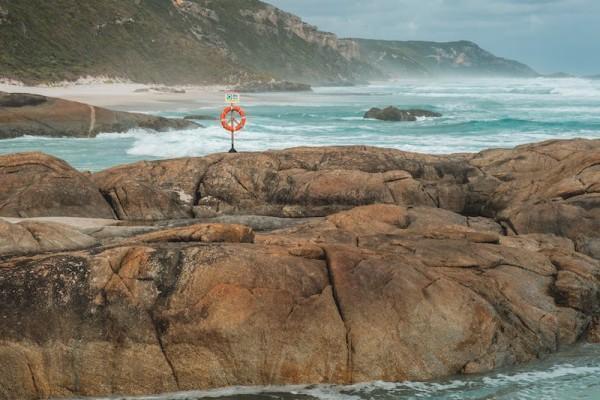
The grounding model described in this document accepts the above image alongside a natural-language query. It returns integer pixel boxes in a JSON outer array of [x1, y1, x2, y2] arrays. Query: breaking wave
[[1, 78, 600, 171]]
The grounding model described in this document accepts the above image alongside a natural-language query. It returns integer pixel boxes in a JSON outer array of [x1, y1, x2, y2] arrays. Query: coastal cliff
[[0, 139, 598, 399]]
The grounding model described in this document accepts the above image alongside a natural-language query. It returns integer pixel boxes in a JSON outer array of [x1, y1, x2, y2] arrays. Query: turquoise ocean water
[[1, 78, 600, 171]]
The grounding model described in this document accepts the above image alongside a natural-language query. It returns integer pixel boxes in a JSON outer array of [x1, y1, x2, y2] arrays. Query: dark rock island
[[0, 139, 598, 399], [364, 106, 442, 121]]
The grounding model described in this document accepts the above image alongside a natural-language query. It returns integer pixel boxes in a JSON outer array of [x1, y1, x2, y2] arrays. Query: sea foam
[[2, 78, 600, 171]]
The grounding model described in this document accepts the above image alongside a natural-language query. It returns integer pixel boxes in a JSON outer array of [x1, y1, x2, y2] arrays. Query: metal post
[[228, 102, 237, 153]]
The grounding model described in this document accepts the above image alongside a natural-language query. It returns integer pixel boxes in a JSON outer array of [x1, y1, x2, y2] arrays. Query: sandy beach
[[0, 80, 228, 112]]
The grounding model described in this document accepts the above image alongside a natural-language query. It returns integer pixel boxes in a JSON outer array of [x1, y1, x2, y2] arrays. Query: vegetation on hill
[[0, 0, 247, 84], [352, 39, 538, 78], [0, 0, 538, 85]]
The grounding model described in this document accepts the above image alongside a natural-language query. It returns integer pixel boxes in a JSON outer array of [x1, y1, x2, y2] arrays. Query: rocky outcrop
[[468, 139, 600, 259], [0, 139, 599, 398], [91, 154, 225, 221], [3, 139, 598, 261], [0, 204, 598, 399], [234, 80, 312, 93], [0, 92, 198, 139], [91, 147, 469, 220], [259, 205, 599, 378], [0, 152, 115, 219], [364, 106, 442, 121], [0, 220, 98, 257], [84, 139, 597, 260], [125, 223, 255, 244]]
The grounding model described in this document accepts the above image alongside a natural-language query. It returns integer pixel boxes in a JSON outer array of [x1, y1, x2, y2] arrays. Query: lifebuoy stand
[[221, 94, 246, 153]]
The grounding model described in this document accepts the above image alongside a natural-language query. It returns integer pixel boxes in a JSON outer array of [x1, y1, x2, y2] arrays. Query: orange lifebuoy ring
[[220, 106, 247, 133]]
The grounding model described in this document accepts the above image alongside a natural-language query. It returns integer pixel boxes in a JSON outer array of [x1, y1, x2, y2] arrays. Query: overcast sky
[[267, 0, 600, 75]]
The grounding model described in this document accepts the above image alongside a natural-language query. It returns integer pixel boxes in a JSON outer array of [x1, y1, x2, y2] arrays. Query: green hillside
[[0, 0, 250, 84], [0, 0, 537, 85], [352, 39, 538, 78]]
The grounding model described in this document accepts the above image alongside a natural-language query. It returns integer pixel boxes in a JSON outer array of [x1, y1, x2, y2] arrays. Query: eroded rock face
[[91, 154, 225, 221], [0, 92, 198, 139], [469, 139, 600, 258], [0, 152, 115, 219], [0, 204, 598, 399], [0, 244, 346, 398], [265, 205, 599, 380]]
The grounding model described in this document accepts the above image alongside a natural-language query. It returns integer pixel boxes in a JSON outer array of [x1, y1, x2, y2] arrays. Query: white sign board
[[225, 92, 240, 104]]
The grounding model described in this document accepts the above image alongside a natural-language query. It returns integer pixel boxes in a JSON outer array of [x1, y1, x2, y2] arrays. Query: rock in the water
[[364, 106, 442, 121], [0, 152, 115, 219], [0, 91, 198, 139], [234, 80, 312, 93]]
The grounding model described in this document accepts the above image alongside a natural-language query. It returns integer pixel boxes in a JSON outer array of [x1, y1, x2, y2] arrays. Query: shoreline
[[0, 81, 228, 112], [2, 78, 600, 173], [5, 76, 596, 113]]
